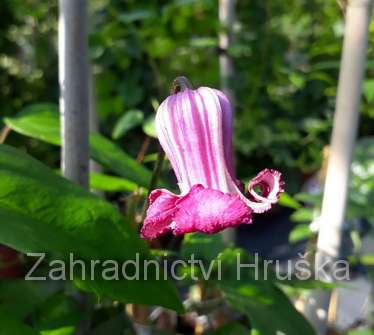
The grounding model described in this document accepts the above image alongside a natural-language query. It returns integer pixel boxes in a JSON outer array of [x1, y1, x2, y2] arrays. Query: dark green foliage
[[0, 144, 182, 311]]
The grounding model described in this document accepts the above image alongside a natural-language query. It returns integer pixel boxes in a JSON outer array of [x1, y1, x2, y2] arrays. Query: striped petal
[[141, 84, 284, 239], [156, 87, 233, 194]]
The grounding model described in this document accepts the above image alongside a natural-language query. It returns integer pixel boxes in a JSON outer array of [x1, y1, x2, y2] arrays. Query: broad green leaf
[[289, 224, 313, 243], [111, 109, 144, 139], [4, 104, 153, 187], [5, 103, 60, 145], [142, 115, 157, 138], [0, 280, 60, 320], [0, 307, 41, 335], [214, 249, 315, 335], [90, 133, 151, 187], [90, 172, 145, 193], [32, 293, 81, 331], [0, 144, 182, 311], [181, 233, 225, 262]]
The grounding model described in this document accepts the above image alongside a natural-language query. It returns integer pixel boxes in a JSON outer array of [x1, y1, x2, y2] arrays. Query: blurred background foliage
[[1, 0, 373, 195]]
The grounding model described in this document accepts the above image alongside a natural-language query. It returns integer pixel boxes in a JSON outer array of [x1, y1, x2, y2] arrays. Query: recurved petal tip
[[246, 169, 284, 213]]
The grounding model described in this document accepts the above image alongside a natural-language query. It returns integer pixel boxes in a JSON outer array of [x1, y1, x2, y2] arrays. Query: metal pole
[[219, 0, 236, 244], [59, 0, 90, 188], [219, 0, 236, 104], [304, 1, 373, 333], [58, 3, 91, 331]]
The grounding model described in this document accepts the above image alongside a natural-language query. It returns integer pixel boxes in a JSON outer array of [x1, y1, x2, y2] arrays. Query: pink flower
[[141, 83, 284, 240]]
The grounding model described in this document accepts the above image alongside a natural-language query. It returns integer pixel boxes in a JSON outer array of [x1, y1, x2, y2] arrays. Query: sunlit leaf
[[279, 192, 301, 209], [142, 115, 157, 138], [289, 224, 313, 243], [0, 144, 182, 311], [5, 105, 153, 187], [111, 109, 144, 139], [290, 208, 314, 223], [90, 172, 145, 193]]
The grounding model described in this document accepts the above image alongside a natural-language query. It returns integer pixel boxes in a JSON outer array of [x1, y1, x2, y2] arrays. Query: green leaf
[[361, 254, 374, 266], [90, 133, 152, 187], [5, 103, 60, 145], [289, 224, 313, 243], [294, 192, 322, 206], [143, 153, 158, 163], [190, 37, 217, 48], [142, 115, 157, 138], [0, 144, 182, 312], [32, 293, 81, 331], [4, 104, 153, 188], [347, 330, 373, 335], [214, 249, 315, 335], [0, 280, 60, 320], [118, 9, 155, 24], [90, 172, 145, 193], [0, 307, 41, 335], [207, 322, 250, 335], [111, 109, 144, 139], [363, 79, 374, 102], [279, 192, 301, 209], [181, 233, 225, 262], [41, 327, 75, 335], [290, 208, 314, 223]]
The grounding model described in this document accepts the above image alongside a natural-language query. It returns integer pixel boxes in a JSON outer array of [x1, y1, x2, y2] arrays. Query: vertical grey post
[[304, 1, 373, 334], [58, 0, 90, 188], [219, 0, 236, 244], [219, 0, 236, 104]]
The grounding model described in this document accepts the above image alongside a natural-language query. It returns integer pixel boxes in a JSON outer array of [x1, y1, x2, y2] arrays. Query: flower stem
[[136, 136, 151, 163], [0, 126, 11, 144]]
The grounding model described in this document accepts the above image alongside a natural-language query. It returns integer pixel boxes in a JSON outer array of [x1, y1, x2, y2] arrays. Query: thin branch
[[0, 126, 11, 144], [136, 136, 151, 163]]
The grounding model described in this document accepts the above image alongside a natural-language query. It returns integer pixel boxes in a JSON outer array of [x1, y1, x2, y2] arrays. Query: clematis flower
[[141, 78, 284, 240]]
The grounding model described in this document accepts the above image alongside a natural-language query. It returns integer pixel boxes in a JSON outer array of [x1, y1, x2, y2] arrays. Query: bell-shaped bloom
[[141, 87, 284, 240]]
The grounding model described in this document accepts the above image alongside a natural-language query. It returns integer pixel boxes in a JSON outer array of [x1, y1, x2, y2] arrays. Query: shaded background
[[1, 0, 373, 181]]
